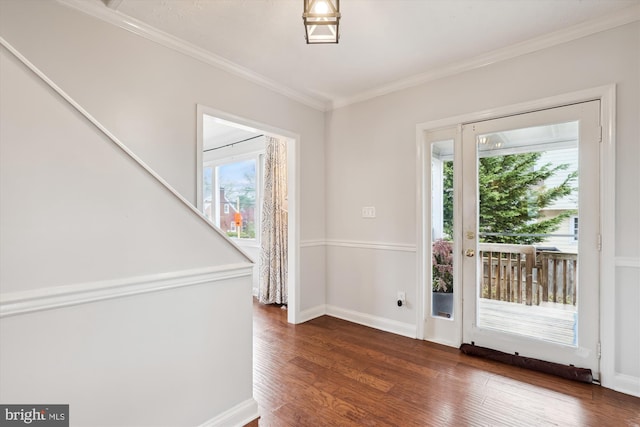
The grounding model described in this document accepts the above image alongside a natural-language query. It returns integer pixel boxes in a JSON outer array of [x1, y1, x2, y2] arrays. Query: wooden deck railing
[[479, 244, 578, 306], [537, 251, 577, 305], [479, 243, 536, 305]]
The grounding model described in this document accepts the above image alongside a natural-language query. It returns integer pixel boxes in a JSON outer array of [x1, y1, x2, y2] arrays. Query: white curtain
[[259, 136, 288, 304]]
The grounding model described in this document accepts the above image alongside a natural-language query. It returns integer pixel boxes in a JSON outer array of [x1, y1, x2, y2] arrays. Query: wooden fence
[[479, 243, 577, 306]]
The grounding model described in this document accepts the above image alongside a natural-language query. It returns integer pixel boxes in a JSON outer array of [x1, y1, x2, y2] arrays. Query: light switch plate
[[362, 206, 376, 218]]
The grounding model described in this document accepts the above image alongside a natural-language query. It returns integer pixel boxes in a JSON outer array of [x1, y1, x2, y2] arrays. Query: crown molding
[[56, 0, 329, 112], [56, 0, 638, 113], [331, 4, 640, 110]]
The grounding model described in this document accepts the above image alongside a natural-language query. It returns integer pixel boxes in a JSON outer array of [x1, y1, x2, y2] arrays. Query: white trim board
[[300, 239, 326, 248], [325, 239, 416, 253], [198, 398, 259, 427], [298, 304, 327, 324], [416, 85, 616, 131], [298, 304, 417, 338], [0, 263, 253, 318], [616, 257, 640, 268], [610, 373, 640, 399], [325, 305, 417, 339]]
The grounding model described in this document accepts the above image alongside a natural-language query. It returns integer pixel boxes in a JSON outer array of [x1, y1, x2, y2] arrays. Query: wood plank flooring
[[250, 300, 640, 426]]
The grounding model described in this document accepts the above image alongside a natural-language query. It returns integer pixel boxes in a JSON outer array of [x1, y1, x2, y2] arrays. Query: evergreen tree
[[443, 153, 577, 245]]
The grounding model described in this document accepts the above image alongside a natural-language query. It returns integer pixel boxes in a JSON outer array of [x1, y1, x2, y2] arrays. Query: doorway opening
[[196, 105, 300, 324]]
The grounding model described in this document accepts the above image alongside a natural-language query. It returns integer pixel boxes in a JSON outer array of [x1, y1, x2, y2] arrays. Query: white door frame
[[196, 105, 301, 324], [416, 85, 616, 384], [418, 125, 463, 348]]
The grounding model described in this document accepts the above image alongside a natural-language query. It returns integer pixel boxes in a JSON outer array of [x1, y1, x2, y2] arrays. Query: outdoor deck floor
[[477, 299, 576, 346]]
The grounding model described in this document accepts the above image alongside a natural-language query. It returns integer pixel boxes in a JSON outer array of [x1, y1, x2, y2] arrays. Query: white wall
[[0, 0, 327, 312], [2, 0, 637, 406], [0, 47, 249, 292], [0, 35, 256, 426], [0, 275, 254, 427], [0, 0, 328, 420], [325, 22, 640, 394]]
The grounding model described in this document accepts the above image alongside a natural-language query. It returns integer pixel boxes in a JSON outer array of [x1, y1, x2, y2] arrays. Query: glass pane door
[[431, 139, 455, 319], [424, 127, 461, 347], [476, 122, 579, 345], [462, 101, 601, 378]]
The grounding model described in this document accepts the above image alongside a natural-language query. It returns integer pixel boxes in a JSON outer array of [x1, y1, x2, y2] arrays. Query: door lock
[[465, 249, 475, 257]]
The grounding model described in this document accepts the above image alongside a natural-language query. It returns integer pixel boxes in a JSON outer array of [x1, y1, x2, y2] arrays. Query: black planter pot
[[432, 292, 454, 318]]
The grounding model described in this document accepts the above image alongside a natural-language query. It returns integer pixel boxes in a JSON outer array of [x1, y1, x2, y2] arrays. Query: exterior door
[[461, 101, 601, 378]]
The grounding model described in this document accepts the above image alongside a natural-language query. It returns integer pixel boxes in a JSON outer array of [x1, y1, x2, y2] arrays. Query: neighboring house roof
[[205, 189, 239, 213], [222, 196, 239, 214]]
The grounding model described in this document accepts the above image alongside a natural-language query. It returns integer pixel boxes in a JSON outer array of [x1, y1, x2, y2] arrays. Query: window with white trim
[[203, 153, 263, 240], [570, 215, 579, 242]]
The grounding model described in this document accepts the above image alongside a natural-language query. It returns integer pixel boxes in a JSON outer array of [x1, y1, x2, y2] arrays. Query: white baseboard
[[608, 373, 640, 398], [325, 305, 416, 338], [298, 304, 327, 323], [426, 336, 461, 349], [198, 398, 259, 427]]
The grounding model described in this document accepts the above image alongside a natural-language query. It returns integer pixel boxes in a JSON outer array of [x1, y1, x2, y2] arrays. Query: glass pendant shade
[[303, 0, 340, 44]]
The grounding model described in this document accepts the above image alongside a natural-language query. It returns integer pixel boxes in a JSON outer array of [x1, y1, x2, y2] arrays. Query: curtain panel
[[259, 136, 288, 304]]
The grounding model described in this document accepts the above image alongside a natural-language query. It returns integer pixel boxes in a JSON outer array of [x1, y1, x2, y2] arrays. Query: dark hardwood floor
[[250, 300, 640, 426]]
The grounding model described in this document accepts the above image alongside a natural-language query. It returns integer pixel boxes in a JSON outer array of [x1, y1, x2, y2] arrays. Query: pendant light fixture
[[303, 0, 340, 44]]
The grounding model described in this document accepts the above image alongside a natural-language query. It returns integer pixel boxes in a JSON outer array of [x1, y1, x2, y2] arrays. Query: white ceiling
[[202, 114, 262, 151], [88, 0, 639, 110]]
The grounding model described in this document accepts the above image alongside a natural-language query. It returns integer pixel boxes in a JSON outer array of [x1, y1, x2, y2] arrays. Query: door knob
[[465, 249, 475, 257]]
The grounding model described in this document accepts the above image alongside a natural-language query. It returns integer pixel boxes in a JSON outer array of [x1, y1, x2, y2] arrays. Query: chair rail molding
[[325, 239, 416, 253], [300, 239, 326, 248], [615, 256, 640, 269], [0, 263, 253, 318]]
